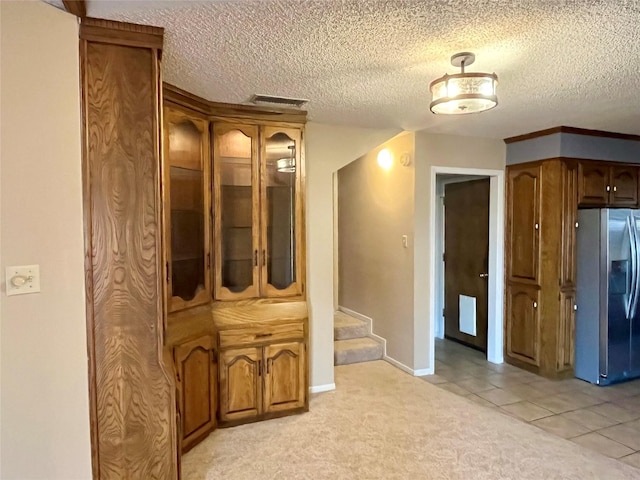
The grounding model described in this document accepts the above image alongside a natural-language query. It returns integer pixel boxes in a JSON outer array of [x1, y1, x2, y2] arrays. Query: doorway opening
[[430, 167, 505, 370]]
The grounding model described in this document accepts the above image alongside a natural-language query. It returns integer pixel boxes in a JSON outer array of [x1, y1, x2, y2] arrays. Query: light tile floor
[[421, 338, 640, 469]]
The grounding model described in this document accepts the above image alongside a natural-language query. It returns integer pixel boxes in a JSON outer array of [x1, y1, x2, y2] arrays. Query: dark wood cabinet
[[578, 161, 639, 207], [611, 166, 638, 205], [174, 335, 217, 452], [557, 291, 576, 371], [505, 159, 576, 377], [506, 284, 540, 366], [507, 164, 541, 283]]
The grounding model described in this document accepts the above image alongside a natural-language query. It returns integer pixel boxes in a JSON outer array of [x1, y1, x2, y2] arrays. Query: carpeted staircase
[[334, 311, 384, 365]]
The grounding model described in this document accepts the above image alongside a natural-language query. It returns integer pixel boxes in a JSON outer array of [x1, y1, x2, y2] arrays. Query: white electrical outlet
[[6, 265, 40, 296]]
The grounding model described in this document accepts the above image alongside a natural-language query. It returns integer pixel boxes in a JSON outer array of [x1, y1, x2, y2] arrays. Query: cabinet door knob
[[479, 273, 489, 278], [535, 223, 539, 230], [574, 304, 578, 311], [613, 186, 617, 192], [575, 222, 579, 228], [533, 301, 538, 308], [606, 185, 611, 192]]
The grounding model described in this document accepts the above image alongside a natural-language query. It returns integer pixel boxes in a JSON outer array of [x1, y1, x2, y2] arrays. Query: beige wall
[[337, 133, 416, 367], [0, 2, 92, 478], [413, 132, 505, 370], [305, 123, 401, 388]]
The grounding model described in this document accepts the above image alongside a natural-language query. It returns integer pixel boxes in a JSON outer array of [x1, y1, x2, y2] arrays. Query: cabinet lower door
[[174, 336, 216, 451], [557, 291, 576, 371], [506, 285, 540, 366], [219, 347, 262, 422], [263, 341, 306, 414]]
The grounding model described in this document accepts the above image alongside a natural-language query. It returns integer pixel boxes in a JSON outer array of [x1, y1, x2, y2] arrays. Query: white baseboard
[[383, 356, 432, 376], [310, 383, 336, 394], [338, 306, 387, 356]]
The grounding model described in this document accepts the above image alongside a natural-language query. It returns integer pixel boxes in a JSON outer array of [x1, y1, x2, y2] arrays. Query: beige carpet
[[183, 361, 639, 479]]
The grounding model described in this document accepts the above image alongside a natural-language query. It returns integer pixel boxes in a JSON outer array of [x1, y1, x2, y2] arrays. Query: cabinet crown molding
[[504, 126, 640, 144]]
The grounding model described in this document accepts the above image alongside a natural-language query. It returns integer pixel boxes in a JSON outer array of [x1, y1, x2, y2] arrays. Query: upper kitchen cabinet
[[506, 163, 541, 284], [213, 123, 304, 300], [578, 161, 638, 207], [163, 107, 212, 312]]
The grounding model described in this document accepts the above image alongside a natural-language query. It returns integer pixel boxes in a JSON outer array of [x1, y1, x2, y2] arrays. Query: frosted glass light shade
[[430, 72, 498, 114], [276, 157, 296, 173]]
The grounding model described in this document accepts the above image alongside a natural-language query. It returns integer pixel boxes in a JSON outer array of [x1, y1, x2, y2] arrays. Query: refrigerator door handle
[[627, 215, 638, 320], [632, 214, 640, 319]]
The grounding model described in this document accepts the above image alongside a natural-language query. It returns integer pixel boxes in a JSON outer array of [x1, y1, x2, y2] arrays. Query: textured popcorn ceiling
[[66, 1, 640, 137]]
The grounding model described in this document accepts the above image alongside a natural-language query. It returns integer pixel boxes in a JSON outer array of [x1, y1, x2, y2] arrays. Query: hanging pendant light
[[429, 52, 498, 115], [276, 145, 296, 173]]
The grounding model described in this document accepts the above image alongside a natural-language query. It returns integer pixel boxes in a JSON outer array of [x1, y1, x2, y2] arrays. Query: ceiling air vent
[[250, 94, 309, 108]]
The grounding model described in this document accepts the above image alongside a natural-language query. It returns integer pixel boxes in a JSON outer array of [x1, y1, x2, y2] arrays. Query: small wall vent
[[250, 94, 309, 108]]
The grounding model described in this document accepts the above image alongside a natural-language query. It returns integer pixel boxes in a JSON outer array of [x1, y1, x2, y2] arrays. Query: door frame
[[429, 166, 505, 365]]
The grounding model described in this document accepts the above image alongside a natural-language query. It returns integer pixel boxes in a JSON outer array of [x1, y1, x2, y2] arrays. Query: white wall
[[305, 123, 400, 389], [337, 133, 416, 368], [0, 2, 92, 478], [413, 133, 506, 372]]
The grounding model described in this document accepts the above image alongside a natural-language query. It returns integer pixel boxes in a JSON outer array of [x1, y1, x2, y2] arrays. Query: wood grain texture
[[263, 341, 306, 413], [164, 83, 307, 125], [219, 347, 262, 421], [81, 35, 177, 479], [81, 18, 164, 49], [62, 0, 86, 18], [174, 336, 216, 452]]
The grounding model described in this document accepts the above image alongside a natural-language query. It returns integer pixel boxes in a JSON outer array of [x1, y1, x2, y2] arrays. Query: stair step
[[334, 311, 368, 340], [334, 337, 383, 366]]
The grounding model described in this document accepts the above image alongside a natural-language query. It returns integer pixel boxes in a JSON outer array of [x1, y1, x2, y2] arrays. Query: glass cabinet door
[[164, 109, 211, 311], [213, 124, 260, 300], [261, 127, 303, 297]]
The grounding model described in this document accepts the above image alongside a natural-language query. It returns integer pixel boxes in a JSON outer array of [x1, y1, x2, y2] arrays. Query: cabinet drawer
[[219, 322, 304, 348]]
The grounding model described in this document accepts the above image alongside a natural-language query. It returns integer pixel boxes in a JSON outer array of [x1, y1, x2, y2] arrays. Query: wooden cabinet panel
[[219, 347, 262, 422], [218, 322, 304, 348], [561, 162, 578, 288], [578, 162, 639, 207], [80, 21, 177, 478], [506, 284, 540, 366], [174, 336, 216, 452], [507, 165, 540, 283], [263, 341, 306, 414], [578, 161, 609, 206], [557, 291, 576, 371], [610, 166, 638, 206]]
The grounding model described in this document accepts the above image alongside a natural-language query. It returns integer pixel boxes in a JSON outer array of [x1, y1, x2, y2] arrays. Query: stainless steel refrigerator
[[576, 208, 640, 385]]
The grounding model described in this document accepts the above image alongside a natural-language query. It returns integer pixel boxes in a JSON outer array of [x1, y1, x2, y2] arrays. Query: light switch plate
[[6, 265, 40, 296]]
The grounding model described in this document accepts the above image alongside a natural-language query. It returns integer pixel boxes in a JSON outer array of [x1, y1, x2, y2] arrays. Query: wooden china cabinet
[[161, 84, 309, 453]]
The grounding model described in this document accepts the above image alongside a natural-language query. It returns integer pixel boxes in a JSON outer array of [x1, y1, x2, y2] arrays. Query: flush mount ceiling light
[[276, 145, 296, 173], [429, 52, 498, 115]]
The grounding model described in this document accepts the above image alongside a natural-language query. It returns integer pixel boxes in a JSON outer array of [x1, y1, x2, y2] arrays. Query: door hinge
[[442, 308, 446, 317], [207, 253, 211, 268], [166, 262, 170, 283], [442, 253, 446, 262]]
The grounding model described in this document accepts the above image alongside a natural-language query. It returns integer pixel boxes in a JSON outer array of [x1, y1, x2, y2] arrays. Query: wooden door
[[444, 179, 490, 351], [219, 347, 262, 422], [213, 123, 261, 300], [507, 164, 541, 283], [578, 161, 609, 206], [506, 284, 540, 366], [263, 341, 306, 414], [164, 108, 211, 312], [610, 166, 638, 206], [174, 336, 216, 452]]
